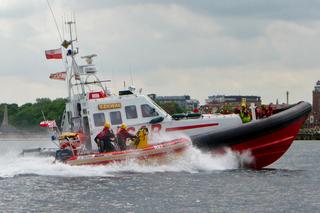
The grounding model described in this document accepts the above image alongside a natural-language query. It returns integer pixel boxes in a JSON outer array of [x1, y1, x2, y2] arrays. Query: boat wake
[[0, 145, 253, 178]]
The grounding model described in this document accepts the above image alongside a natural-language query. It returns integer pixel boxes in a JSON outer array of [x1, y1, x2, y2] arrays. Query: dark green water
[[0, 140, 319, 212]]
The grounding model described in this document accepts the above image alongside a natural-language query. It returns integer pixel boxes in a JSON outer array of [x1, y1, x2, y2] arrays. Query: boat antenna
[[62, 15, 65, 39], [46, 0, 63, 43], [110, 68, 116, 93], [73, 12, 78, 41], [130, 69, 134, 86], [64, 21, 86, 97]]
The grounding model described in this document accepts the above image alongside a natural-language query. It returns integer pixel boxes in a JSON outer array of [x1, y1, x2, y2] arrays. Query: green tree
[[157, 102, 186, 115], [0, 98, 67, 131]]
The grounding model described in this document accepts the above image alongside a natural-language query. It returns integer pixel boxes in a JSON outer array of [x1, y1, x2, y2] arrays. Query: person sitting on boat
[[267, 104, 273, 117], [134, 127, 149, 149], [94, 121, 116, 153], [116, 123, 136, 151], [255, 106, 262, 119], [260, 105, 268, 118], [239, 104, 252, 123], [233, 106, 241, 114]]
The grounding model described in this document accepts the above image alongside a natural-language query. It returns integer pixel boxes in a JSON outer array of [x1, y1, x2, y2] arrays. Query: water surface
[[0, 139, 319, 212]]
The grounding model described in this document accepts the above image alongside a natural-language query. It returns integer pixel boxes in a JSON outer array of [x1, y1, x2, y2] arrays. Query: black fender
[[191, 102, 311, 150]]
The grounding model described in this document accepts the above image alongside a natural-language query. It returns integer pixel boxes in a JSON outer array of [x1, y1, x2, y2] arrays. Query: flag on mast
[[49, 72, 67, 81], [45, 48, 63, 59], [49, 71, 81, 81], [39, 120, 57, 128]]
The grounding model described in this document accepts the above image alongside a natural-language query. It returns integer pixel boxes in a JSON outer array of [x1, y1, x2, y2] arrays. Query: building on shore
[[0, 104, 28, 138], [206, 95, 262, 105], [203, 95, 262, 113], [0, 104, 48, 139], [148, 94, 199, 111], [306, 80, 320, 127], [0, 104, 18, 134]]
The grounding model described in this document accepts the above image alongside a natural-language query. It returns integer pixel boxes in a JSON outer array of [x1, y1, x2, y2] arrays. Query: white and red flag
[[49, 71, 67, 81], [39, 120, 57, 128], [45, 48, 62, 59], [49, 72, 81, 81]]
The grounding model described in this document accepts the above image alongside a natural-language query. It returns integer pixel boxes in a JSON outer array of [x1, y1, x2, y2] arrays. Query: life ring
[[60, 142, 78, 155]]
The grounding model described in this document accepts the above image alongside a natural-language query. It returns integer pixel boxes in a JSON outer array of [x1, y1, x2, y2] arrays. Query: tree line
[[0, 98, 66, 131]]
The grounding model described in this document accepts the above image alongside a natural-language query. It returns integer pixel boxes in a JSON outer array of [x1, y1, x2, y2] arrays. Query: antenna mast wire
[[130, 69, 134, 85], [73, 12, 78, 41], [62, 14, 65, 39], [46, 0, 63, 43]]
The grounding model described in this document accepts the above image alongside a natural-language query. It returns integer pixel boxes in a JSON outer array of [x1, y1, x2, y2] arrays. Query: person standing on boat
[[239, 104, 252, 123], [116, 123, 136, 150], [267, 104, 274, 117], [94, 121, 116, 152]]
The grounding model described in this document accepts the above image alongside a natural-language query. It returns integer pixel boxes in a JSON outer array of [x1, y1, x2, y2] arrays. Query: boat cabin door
[[82, 116, 92, 150]]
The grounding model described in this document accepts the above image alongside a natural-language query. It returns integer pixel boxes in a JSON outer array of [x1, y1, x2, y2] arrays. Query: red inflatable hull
[[231, 116, 306, 169], [65, 138, 191, 166], [191, 102, 311, 169]]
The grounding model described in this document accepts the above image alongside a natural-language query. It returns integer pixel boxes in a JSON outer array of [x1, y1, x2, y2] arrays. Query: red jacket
[[96, 127, 115, 142], [117, 128, 136, 142]]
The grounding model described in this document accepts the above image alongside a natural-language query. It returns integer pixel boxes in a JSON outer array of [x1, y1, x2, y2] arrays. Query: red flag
[[45, 48, 62, 59], [49, 72, 66, 81], [40, 120, 57, 128]]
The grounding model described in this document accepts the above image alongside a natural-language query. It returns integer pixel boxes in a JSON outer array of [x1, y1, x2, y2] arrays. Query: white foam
[[0, 145, 253, 178], [0, 151, 115, 178]]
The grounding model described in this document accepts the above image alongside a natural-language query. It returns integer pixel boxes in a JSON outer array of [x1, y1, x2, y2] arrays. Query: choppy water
[[0, 139, 319, 212]]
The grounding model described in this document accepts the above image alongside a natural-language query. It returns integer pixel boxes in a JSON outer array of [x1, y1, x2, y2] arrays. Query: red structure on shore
[[310, 81, 320, 126]]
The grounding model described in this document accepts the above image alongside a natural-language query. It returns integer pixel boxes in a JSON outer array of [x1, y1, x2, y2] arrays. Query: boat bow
[[191, 101, 312, 169]]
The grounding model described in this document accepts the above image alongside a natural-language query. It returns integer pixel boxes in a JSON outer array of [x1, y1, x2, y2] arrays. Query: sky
[[0, 0, 319, 105]]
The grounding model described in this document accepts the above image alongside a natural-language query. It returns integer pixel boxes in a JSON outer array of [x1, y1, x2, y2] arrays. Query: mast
[[63, 20, 85, 100]]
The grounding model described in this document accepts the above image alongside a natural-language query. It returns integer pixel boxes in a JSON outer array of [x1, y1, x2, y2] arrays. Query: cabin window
[[67, 111, 72, 124], [110, 111, 122, 125], [125, 105, 138, 119], [141, 104, 159, 117], [93, 113, 105, 127]]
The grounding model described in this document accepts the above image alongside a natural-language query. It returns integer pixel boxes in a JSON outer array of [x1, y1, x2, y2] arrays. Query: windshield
[[145, 96, 171, 118]]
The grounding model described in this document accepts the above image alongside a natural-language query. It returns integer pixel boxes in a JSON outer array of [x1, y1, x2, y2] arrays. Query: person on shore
[[116, 123, 136, 150], [94, 121, 116, 152]]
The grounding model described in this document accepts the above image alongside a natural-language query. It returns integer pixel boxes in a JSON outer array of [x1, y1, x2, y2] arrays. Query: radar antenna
[[81, 54, 97, 65]]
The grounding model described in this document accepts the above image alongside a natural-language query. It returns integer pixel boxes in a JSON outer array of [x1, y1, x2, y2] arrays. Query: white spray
[[0, 137, 253, 178]]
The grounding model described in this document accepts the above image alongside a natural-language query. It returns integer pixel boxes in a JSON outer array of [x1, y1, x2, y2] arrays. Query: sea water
[[0, 139, 319, 212]]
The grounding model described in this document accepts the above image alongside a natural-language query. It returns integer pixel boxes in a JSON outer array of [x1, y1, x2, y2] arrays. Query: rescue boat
[[22, 21, 311, 169]]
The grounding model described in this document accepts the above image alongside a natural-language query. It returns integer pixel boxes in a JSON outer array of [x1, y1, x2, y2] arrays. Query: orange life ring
[[60, 142, 78, 155]]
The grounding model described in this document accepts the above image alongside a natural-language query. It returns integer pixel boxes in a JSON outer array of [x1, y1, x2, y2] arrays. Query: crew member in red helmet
[[116, 123, 136, 150], [94, 121, 116, 152]]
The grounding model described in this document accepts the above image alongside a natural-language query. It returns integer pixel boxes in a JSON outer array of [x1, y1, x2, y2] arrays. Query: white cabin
[[59, 22, 242, 151], [61, 80, 242, 150]]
